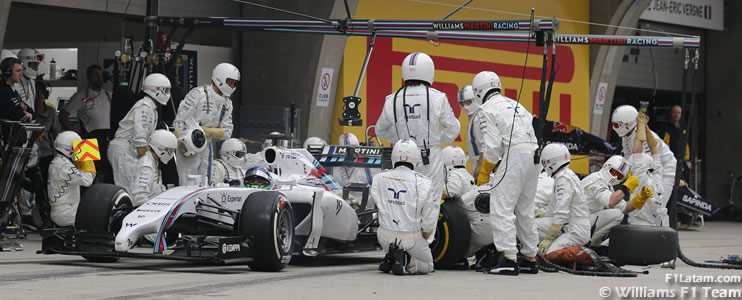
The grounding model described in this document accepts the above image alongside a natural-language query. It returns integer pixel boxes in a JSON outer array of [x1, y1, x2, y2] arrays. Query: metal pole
[[353, 32, 376, 97], [145, 0, 160, 54]]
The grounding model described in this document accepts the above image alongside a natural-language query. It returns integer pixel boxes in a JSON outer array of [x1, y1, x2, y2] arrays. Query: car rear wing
[[309, 145, 393, 169]]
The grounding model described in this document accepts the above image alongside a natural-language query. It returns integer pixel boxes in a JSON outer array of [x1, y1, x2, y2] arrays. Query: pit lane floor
[[1, 222, 740, 299]]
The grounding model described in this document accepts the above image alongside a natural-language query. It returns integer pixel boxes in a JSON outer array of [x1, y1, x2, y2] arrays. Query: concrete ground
[[1, 222, 740, 299]]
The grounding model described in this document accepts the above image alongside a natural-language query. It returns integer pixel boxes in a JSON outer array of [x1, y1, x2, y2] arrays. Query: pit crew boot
[[518, 257, 539, 274], [379, 241, 400, 273], [484, 257, 519, 276], [391, 248, 409, 276]]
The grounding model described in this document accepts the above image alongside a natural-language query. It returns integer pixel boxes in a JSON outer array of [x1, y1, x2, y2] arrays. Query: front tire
[[75, 184, 133, 262], [238, 191, 295, 271]]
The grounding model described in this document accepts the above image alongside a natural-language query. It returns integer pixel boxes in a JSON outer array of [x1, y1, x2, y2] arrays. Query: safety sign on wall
[[316, 68, 334, 107], [593, 82, 608, 115]]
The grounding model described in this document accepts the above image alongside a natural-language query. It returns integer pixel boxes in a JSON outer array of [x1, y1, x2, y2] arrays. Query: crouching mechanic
[[211, 138, 247, 186], [130, 130, 177, 207], [109, 73, 171, 190], [536, 144, 591, 261], [374, 139, 438, 275], [441, 145, 493, 259], [581, 155, 651, 247], [48, 131, 96, 226], [174, 63, 239, 185]]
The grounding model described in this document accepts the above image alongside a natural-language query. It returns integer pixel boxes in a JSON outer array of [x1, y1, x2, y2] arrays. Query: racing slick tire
[[430, 199, 471, 268], [608, 224, 678, 265], [75, 184, 133, 262], [238, 191, 295, 272]]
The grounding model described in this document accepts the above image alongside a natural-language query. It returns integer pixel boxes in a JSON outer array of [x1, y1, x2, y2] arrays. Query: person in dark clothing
[[1, 57, 34, 143], [655, 105, 691, 180]]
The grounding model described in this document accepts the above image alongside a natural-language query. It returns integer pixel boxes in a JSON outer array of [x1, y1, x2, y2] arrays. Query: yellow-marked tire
[[430, 199, 471, 268]]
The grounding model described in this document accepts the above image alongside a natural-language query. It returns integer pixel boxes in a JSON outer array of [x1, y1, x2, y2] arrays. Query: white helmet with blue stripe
[[338, 132, 360, 146], [601, 155, 630, 186], [402, 52, 434, 86]]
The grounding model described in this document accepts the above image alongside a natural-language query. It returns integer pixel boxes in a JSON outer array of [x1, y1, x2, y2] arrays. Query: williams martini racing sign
[[431, 21, 529, 31]]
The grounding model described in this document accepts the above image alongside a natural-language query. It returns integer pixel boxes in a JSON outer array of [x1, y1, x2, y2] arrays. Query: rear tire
[[430, 200, 471, 268], [238, 191, 294, 271], [609, 225, 678, 265], [75, 184, 133, 262]]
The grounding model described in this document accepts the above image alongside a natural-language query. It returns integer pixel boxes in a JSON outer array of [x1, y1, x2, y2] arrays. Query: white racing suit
[[108, 97, 158, 191], [465, 110, 484, 176], [478, 93, 540, 261], [535, 167, 591, 254], [375, 84, 461, 204], [130, 151, 166, 207], [47, 155, 95, 226], [211, 159, 245, 186], [445, 168, 492, 256], [622, 130, 676, 226], [580, 172, 625, 246], [535, 171, 554, 209], [627, 152, 666, 226], [174, 84, 233, 186], [372, 166, 438, 274]]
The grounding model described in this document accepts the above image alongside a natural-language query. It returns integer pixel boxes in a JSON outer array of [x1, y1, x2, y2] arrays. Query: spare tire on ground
[[608, 224, 678, 265]]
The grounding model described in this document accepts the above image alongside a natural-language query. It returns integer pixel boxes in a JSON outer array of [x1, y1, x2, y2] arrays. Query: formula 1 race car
[[39, 141, 472, 271], [40, 184, 295, 271]]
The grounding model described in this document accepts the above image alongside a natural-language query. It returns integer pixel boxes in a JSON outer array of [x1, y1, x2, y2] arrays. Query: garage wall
[[704, 0, 742, 208]]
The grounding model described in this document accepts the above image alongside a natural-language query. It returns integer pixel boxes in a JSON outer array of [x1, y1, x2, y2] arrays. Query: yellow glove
[[630, 186, 654, 210], [422, 232, 431, 240], [646, 127, 658, 150], [201, 126, 225, 139], [477, 159, 498, 186], [75, 160, 97, 173], [136, 146, 148, 157], [538, 222, 563, 254], [173, 129, 181, 138], [622, 175, 639, 194], [534, 208, 545, 218]]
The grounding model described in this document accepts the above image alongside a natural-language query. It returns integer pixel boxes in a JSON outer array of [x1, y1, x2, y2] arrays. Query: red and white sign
[[593, 81, 608, 115], [316, 68, 334, 107]]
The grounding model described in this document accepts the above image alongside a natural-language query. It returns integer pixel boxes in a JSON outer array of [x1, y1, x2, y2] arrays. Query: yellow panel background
[[331, 0, 591, 173]]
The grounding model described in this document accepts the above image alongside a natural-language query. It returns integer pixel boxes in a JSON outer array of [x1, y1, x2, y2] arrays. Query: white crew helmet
[[142, 73, 172, 105], [611, 105, 638, 137], [17, 48, 44, 79], [600, 155, 630, 186], [457, 85, 479, 116], [442, 145, 467, 171], [149, 129, 177, 164], [391, 139, 422, 170], [471, 71, 502, 102], [338, 132, 360, 146], [54, 131, 82, 159], [220, 138, 247, 168], [402, 52, 434, 86], [1, 49, 17, 63], [540, 143, 571, 176], [178, 126, 207, 157], [211, 63, 240, 97], [303, 136, 327, 150]]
